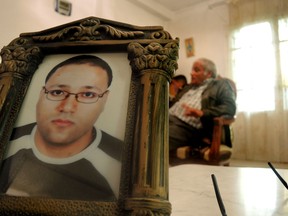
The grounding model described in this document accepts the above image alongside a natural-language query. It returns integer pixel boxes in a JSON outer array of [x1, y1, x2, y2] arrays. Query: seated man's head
[[191, 58, 217, 86], [35, 55, 113, 156]]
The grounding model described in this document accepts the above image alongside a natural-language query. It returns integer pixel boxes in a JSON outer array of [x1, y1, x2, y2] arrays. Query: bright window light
[[232, 22, 276, 112], [279, 19, 288, 88]]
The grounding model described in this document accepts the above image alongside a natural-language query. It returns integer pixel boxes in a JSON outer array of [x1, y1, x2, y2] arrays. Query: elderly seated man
[[169, 58, 236, 155]]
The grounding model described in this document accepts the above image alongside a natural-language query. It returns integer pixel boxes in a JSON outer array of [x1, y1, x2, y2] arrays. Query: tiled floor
[[230, 159, 288, 169]]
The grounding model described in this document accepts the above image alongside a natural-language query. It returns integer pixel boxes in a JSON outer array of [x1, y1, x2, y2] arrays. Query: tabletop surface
[[169, 164, 288, 216]]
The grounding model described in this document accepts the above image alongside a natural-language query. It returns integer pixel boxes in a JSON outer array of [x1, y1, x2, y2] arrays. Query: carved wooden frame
[[0, 17, 178, 215]]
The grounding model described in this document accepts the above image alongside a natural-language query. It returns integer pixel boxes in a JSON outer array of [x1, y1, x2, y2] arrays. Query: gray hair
[[197, 58, 217, 78]]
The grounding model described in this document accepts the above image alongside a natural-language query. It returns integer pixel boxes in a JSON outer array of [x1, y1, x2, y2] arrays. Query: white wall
[[0, 0, 168, 51], [167, 0, 230, 81], [0, 0, 229, 78]]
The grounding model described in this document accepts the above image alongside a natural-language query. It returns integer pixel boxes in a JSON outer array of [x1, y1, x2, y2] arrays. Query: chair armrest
[[217, 115, 235, 125], [209, 116, 235, 161]]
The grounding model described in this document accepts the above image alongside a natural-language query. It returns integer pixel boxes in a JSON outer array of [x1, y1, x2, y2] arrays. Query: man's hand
[[182, 103, 203, 117]]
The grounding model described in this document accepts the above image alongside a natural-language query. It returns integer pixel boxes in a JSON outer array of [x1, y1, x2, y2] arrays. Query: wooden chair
[[169, 77, 236, 166]]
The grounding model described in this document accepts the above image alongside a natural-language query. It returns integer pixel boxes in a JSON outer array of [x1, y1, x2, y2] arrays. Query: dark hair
[[45, 55, 113, 87], [172, 75, 187, 85]]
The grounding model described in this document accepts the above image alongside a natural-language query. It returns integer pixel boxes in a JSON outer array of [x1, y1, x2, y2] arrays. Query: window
[[279, 19, 288, 109], [231, 18, 288, 112]]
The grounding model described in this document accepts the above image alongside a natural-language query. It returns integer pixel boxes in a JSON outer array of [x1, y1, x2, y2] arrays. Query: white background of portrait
[[15, 53, 131, 141]]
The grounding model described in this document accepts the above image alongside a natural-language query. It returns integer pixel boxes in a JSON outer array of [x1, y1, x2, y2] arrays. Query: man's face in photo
[[36, 63, 109, 147]]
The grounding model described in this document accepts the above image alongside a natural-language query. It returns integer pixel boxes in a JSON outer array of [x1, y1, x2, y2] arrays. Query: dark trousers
[[169, 115, 206, 151]]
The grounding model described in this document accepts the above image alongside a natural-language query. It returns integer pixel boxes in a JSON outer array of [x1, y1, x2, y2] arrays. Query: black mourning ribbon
[[211, 174, 227, 216], [268, 162, 288, 190]]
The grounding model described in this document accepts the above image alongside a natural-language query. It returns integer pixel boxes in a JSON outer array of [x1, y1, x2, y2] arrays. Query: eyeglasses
[[43, 87, 108, 104]]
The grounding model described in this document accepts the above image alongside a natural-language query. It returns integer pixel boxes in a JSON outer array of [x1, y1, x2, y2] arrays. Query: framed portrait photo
[[0, 17, 179, 215]]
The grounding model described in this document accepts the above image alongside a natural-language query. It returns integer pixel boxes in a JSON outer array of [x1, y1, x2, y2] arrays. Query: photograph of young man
[[0, 55, 123, 201]]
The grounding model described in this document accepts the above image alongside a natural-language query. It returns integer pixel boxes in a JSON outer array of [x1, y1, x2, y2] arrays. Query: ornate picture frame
[[0, 17, 179, 215]]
